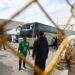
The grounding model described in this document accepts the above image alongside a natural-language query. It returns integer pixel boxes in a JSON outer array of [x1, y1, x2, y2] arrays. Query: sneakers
[[19, 68, 21, 71], [23, 66, 27, 69], [19, 66, 27, 71]]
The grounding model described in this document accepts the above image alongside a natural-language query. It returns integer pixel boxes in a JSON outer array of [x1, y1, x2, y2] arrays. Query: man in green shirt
[[18, 35, 29, 70]]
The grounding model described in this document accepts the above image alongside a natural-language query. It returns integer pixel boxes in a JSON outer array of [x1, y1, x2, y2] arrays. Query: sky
[[0, 0, 75, 30]]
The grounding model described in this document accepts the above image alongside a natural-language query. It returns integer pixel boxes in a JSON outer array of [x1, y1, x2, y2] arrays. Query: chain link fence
[[0, 0, 75, 75]]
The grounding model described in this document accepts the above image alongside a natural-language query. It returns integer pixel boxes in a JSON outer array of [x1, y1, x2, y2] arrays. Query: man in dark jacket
[[32, 32, 49, 75]]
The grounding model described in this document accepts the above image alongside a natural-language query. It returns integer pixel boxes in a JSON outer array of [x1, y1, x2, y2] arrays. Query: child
[[18, 35, 29, 70]]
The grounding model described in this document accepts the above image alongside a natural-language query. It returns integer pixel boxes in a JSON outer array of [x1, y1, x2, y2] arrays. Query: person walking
[[53, 37, 57, 49], [18, 35, 29, 70], [32, 31, 49, 75]]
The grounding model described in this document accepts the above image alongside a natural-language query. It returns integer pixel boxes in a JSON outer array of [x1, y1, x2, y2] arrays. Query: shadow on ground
[[0, 62, 13, 75], [22, 68, 34, 75], [0, 55, 7, 60]]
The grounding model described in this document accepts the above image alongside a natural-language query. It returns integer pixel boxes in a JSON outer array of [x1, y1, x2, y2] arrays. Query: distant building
[[0, 19, 24, 31]]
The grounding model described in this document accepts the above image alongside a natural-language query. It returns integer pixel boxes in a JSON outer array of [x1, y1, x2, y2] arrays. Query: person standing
[[0, 38, 1, 50], [32, 32, 49, 75], [18, 35, 29, 70], [53, 35, 75, 75], [0, 38, 6, 50]]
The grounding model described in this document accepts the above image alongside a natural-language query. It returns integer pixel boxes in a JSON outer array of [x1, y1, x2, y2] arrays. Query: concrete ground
[[0, 43, 68, 75]]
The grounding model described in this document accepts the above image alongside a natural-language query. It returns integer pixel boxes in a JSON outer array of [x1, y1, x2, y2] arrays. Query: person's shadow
[[0, 55, 7, 60], [22, 67, 34, 75], [0, 62, 13, 75]]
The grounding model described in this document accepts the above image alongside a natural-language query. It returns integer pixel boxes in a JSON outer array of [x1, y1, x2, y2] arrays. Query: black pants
[[34, 57, 46, 75], [19, 58, 25, 69], [2, 43, 6, 50]]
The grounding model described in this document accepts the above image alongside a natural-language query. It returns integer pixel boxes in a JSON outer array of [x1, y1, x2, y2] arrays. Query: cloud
[[0, 0, 74, 27]]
